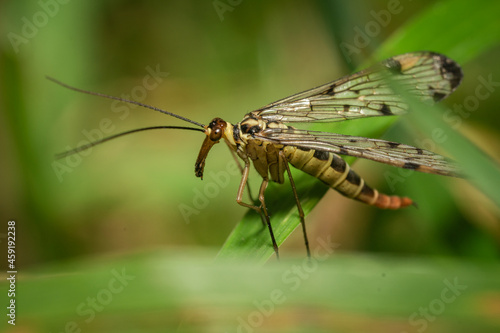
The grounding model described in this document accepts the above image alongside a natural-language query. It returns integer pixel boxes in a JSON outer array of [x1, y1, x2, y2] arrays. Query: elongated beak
[[195, 135, 217, 179]]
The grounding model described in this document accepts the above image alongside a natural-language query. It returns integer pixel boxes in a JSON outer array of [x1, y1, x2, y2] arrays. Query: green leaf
[[218, 0, 500, 262], [375, 0, 500, 63]]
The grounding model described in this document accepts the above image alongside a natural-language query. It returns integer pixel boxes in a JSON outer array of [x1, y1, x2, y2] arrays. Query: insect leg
[[236, 160, 260, 211], [235, 160, 266, 227], [235, 160, 280, 259], [257, 179, 280, 260], [280, 151, 311, 258], [225, 140, 254, 202]]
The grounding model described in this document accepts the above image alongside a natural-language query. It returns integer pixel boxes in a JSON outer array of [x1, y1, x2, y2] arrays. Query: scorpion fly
[[50, 51, 463, 259]]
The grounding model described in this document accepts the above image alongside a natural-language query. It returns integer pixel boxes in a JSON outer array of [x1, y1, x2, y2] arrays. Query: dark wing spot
[[387, 142, 400, 148], [384, 58, 402, 74], [380, 104, 393, 115], [343, 105, 350, 113], [313, 150, 330, 161], [323, 85, 336, 96], [416, 148, 424, 155], [338, 147, 349, 155], [438, 55, 463, 90], [349, 139, 358, 143], [403, 162, 420, 170], [432, 92, 447, 102]]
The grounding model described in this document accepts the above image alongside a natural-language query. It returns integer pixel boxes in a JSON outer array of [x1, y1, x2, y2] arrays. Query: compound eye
[[207, 118, 226, 142], [210, 127, 222, 141]]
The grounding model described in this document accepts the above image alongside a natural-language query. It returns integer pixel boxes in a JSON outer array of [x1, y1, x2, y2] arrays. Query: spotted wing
[[257, 128, 460, 177], [251, 52, 462, 123]]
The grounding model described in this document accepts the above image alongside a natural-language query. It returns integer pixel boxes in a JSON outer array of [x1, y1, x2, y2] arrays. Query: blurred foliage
[[4, 250, 500, 332], [0, 0, 499, 331]]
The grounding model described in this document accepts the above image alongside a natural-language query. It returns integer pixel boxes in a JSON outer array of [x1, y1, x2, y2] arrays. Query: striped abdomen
[[283, 146, 413, 209]]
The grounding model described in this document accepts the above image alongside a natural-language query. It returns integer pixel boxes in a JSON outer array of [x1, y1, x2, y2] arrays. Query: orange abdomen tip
[[375, 194, 414, 210]]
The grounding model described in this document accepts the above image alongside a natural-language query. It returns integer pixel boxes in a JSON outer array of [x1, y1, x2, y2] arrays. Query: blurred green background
[[1, 0, 499, 332]]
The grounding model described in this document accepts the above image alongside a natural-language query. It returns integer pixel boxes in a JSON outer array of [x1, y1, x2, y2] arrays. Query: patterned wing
[[252, 52, 462, 123], [257, 128, 460, 177]]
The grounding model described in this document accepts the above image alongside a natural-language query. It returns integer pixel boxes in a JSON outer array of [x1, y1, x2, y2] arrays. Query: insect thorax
[[235, 115, 288, 143], [231, 115, 289, 183]]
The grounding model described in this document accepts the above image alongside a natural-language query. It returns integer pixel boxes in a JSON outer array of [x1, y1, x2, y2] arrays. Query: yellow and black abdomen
[[283, 146, 413, 209]]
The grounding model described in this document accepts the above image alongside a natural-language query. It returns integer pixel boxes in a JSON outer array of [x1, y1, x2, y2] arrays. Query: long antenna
[[46, 76, 205, 128], [55, 125, 205, 159]]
